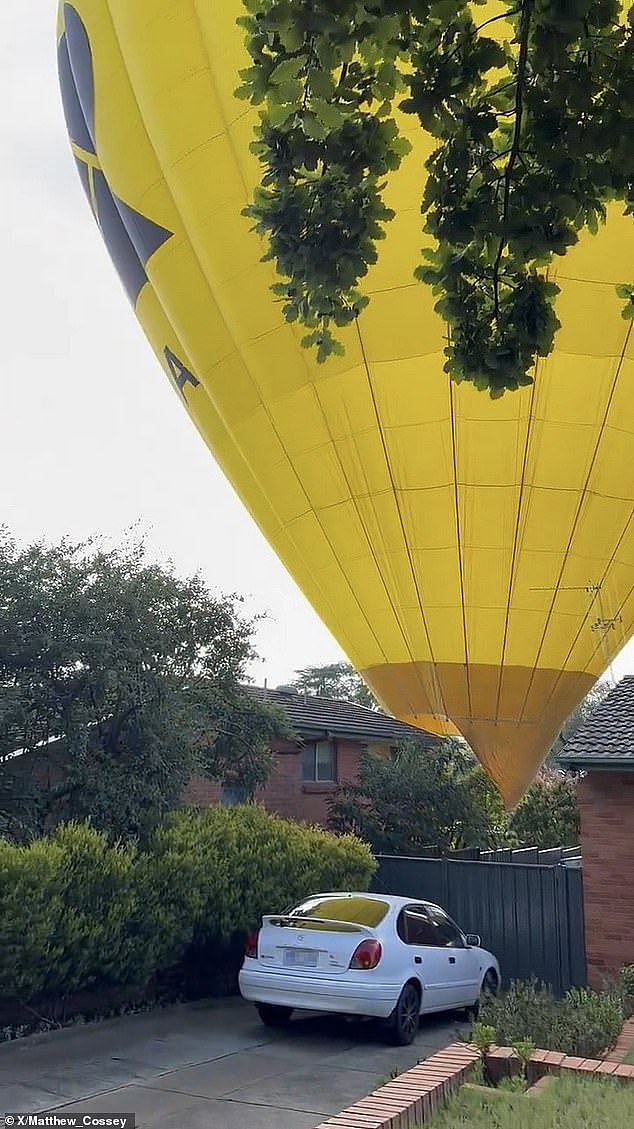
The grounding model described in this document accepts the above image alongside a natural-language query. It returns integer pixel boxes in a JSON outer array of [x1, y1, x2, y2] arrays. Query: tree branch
[[492, 0, 533, 322]]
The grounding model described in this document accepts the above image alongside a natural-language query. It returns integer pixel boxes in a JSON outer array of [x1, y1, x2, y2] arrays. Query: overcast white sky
[[2, 3, 632, 692]]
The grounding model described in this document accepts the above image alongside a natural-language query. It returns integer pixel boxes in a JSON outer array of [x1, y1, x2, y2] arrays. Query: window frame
[[301, 738, 337, 783]]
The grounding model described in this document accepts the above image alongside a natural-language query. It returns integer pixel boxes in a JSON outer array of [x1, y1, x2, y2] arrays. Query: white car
[[239, 891, 500, 1045]]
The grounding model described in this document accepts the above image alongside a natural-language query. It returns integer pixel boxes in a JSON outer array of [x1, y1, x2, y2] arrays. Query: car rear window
[[289, 896, 389, 929]]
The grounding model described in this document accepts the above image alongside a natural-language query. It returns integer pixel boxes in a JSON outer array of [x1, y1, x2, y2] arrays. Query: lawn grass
[[422, 1073, 634, 1127]]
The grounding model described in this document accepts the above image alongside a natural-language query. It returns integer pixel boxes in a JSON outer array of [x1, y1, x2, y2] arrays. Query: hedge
[[0, 806, 376, 1005]]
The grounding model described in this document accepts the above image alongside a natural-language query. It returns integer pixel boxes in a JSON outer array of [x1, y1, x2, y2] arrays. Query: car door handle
[[448, 957, 456, 964], [414, 956, 422, 964]]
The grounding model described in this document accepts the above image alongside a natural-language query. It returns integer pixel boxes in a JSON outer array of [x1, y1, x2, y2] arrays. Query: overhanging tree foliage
[[0, 531, 286, 841], [277, 660, 379, 708], [237, 0, 634, 395]]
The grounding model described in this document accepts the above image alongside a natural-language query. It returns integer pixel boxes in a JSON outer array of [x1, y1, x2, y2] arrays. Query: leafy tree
[[509, 772, 579, 849], [328, 741, 580, 853], [0, 530, 286, 841], [237, 0, 633, 394], [328, 740, 511, 854], [277, 661, 379, 710]]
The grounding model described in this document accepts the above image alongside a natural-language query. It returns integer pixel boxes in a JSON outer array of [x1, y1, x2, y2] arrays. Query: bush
[[0, 836, 65, 999], [0, 806, 375, 1006], [478, 978, 624, 1059], [149, 805, 375, 945], [620, 964, 634, 1017]]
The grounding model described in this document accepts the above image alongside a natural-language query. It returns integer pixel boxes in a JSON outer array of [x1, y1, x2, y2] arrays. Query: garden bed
[[315, 1042, 634, 1129], [423, 1072, 634, 1127]]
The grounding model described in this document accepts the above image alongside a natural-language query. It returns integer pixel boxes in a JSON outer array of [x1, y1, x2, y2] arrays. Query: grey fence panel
[[510, 848, 540, 864], [372, 854, 586, 994]]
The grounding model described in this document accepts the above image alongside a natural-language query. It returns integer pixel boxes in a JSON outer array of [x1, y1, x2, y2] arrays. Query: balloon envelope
[[57, 1, 634, 806]]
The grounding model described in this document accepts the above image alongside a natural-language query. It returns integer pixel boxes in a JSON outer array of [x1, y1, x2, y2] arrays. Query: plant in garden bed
[[468, 1022, 496, 1084], [237, 0, 634, 396], [477, 977, 624, 1059], [421, 1073, 634, 1127], [620, 964, 634, 1017]]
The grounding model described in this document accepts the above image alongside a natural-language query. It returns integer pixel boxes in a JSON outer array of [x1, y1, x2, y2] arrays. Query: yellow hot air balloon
[[57, 1, 634, 807]]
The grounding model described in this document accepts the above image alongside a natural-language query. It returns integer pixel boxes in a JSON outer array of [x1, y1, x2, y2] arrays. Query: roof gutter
[[558, 758, 634, 771]]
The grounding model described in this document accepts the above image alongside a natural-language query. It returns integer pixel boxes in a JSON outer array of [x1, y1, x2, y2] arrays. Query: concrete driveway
[[0, 997, 467, 1128]]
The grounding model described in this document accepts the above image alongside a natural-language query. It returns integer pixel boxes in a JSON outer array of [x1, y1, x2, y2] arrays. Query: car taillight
[[349, 940, 382, 970], [244, 930, 259, 959]]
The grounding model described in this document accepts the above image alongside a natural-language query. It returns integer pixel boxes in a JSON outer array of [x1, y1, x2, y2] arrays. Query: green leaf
[[302, 112, 329, 140], [269, 56, 305, 86], [310, 99, 345, 130], [264, 102, 296, 128]]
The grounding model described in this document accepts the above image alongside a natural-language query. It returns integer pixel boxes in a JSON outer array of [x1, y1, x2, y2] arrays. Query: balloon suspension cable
[[591, 584, 621, 687]]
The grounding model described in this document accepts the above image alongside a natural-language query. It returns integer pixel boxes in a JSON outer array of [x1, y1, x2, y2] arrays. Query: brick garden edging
[[316, 1039, 634, 1129], [606, 1016, 634, 1063], [485, 1044, 634, 1085], [314, 1043, 479, 1129]]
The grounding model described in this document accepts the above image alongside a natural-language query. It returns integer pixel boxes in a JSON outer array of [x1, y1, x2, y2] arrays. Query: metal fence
[[372, 853, 586, 995]]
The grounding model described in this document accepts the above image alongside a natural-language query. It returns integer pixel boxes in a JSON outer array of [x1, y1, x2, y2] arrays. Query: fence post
[[441, 856, 450, 909]]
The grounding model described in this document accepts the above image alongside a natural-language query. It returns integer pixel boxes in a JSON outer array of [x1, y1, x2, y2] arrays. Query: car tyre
[[256, 1003, 293, 1028], [386, 982, 420, 1046], [467, 968, 499, 1019]]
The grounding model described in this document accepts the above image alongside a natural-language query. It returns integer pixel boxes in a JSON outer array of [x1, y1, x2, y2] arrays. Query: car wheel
[[386, 982, 420, 1046], [482, 968, 499, 997], [467, 968, 499, 1019], [256, 1003, 293, 1028]]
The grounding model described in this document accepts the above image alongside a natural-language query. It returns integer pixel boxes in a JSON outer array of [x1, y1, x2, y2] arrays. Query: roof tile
[[558, 678, 634, 768], [243, 685, 434, 745]]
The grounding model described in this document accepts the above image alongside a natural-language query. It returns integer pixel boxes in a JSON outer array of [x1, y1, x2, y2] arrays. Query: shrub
[[0, 806, 375, 1007], [0, 836, 64, 999], [477, 978, 624, 1059], [149, 804, 376, 944], [620, 964, 634, 1014]]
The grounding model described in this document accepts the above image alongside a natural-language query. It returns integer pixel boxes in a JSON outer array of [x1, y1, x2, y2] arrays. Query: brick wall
[[577, 771, 634, 985], [14, 733, 381, 831], [183, 736, 376, 826]]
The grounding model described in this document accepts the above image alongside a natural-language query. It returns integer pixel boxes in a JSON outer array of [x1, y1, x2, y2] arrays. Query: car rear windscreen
[[289, 896, 389, 929]]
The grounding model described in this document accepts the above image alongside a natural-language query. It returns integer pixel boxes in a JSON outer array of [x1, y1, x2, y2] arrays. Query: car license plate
[[283, 948, 318, 968]]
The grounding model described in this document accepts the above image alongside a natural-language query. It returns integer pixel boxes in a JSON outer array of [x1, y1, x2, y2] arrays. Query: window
[[397, 906, 438, 946], [426, 906, 465, 948], [220, 785, 249, 807], [301, 739, 336, 782], [289, 895, 389, 929], [396, 904, 465, 947]]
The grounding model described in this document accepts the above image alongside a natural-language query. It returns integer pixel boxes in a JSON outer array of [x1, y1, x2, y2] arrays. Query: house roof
[[558, 677, 634, 769], [244, 685, 434, 745]]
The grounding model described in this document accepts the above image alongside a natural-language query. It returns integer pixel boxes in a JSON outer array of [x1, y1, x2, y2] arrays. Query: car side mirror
[[465, 934, 481, 948]]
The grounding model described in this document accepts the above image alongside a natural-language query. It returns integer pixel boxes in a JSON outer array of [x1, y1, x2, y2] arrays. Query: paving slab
[[149, 1050, 300, 1098], [42, 1082, 207, 1122], [226, 1062, 381, 1117], [156, 1097, 321, 1129]]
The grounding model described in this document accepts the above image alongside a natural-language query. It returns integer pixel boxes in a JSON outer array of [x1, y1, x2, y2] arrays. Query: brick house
[[559, 676, 634, 986], [184, 687, 428, 826]]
